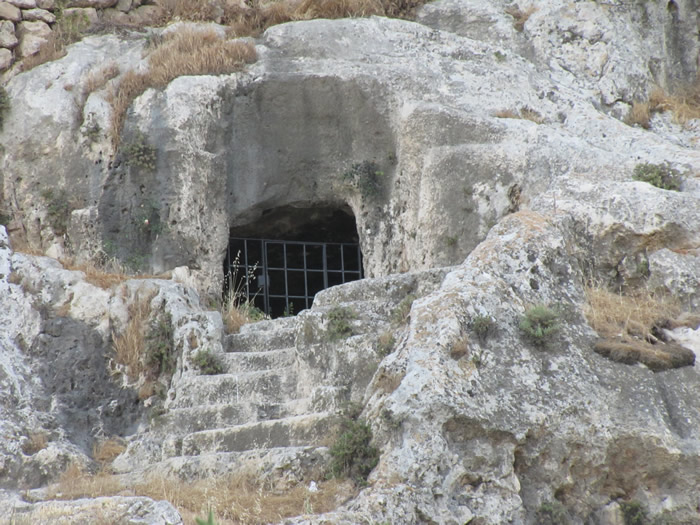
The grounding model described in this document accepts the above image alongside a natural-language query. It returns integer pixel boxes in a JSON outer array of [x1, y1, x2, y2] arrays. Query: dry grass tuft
[[449, 335, 469, 360], [108, 29, 256, 144], [584, 285, 696, 371], [625, 101, 651, 129], [83, 63, 121, 97], [505, 4, 536, 32], [61, 258, 131, 289], [112, 290, 155, 379], [584, 285, 680, 343], [296, 0, 384, 19], [93, 438, 127, 467], [47, 467, 350, 524], [494, 107, 544, 123], [634, 82, 700, 128], [22, 431, 49, 455]]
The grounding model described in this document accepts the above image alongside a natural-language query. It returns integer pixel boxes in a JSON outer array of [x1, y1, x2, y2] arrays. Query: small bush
[[22, 431, 49, 455], [192, 349, 225, 375], [392, 294, 416, 325], [519, 304, 559, 347], [328, 416, 379, 483], [471, 314, 495, 342], [145, 312, 175, 377], [0, 86, 10, 130], [536, 500, 571, 525], [620, 500, 648, 525], [327, 306, 356, 341], [633, 163, 682, 191], [123, 132, 157, 171], [343, 160, 384, 199], [377, 331, 396, 357], [41, 188, 75, 235], [195, 510, 218, 525]]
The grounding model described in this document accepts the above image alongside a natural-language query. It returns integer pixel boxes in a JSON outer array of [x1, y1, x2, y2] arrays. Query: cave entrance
[[224, 205, 363, 318]]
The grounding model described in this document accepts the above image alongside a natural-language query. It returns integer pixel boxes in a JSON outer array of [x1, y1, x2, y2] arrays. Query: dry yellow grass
[[108, 29, 256, 144], [83, 63, 120, 96], [584, 285, 680, 343], [22, 431, 49, 455], [494, 107, 543, 123], [625, 100, 651, 129], [112, 290, 155, 379], [61, 258, 131, 289], [47, 465, 351, 525], [93, 438, 127, 466]]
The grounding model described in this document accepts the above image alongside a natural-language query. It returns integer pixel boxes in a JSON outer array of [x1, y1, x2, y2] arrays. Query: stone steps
[[181, 412, 337, 456], [220, 347, 296, 373], [154, 398, 312, 434], [171, 368, 298, 408]]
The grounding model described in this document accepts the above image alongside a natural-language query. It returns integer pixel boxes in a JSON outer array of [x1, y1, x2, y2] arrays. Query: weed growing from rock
[[536, 500, 571, 525], [471, 314, 495, 342], [633, 163, 682, 191], [40, 188, 75, 235], [123, 132, 157, 172], [392, 294, 416, 325], [377, 331, 396, 357], [328, 414, 379, 484], [146, 312, 175, 377], [326, 306, 356, 341], [449, 335, 469, 360], [192, 349, 225, 375], [0, 87, 9, 130], [519, 304, 560, 347], [342, 161, 384, 199], [620, 500, 648, 525], [22, 9, 90, 71], [195, 510, 218, 525]]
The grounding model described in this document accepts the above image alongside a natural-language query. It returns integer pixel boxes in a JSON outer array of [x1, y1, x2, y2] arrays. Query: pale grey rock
[[16, 19, 50, 57], [65, 0, 116, 8], [35, 0, 54, 9], [0, 2, 20, 22], [0, 20, 17, 48], [21, 8, 55, 23], [6, 0, 35, 8], [7, 496, 183, 524], [115, 0, 131, 12], [62, 7, 98, 26]]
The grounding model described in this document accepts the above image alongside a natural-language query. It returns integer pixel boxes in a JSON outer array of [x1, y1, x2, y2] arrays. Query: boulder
[[0, 47, 11, 69], [0, 2, 21, 22], [65, 0, 117, 8], [21, 8, 55, 23], [0, 20, 17, 48], [6, 0, 35, 8], [15, 19, 50, 57]]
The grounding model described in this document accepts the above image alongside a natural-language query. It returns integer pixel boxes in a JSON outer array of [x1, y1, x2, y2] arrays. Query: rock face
[[0, 0, 699, 523]]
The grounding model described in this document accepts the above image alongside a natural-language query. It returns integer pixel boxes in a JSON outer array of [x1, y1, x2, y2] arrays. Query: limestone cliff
[[1, 0, 700, 523]]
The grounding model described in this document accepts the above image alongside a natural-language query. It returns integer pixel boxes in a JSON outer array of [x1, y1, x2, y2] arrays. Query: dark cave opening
[[224, 204, 363, 318]]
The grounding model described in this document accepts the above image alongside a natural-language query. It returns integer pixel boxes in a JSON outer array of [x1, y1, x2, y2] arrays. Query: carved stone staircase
[[115, 268, 450, 482]]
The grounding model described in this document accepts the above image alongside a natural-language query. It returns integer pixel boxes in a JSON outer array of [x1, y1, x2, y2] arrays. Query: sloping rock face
[[0, 0, 700, 523]]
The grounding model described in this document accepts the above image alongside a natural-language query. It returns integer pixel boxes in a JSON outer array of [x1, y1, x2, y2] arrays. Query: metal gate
[[225, 238, 363, 318]]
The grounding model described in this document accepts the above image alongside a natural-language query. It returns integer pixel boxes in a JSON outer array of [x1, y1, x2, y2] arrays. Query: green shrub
[[326, 306, 356, 341], [471, 314, 495, 342], [145, 312, 175, 377], [536, 500, 570, 525], [40, 188, 75, 235], [123, 131, 157, 171], [519, 304, 559, 347], [620, 500, 649, 525], [343, 160, 384, 199], [328, 416, 379, 483], [191, 349, 225, 375], [633, 163, 682, 191], [0, 87, 10, 130], [195, 510, 218, 525]]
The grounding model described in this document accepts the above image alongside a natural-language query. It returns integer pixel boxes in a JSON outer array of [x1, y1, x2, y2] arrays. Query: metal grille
[[225, 238, 363, 318]]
